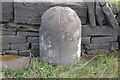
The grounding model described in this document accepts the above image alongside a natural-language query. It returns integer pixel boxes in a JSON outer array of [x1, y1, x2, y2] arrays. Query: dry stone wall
[[0, 23, 39, 56], [0, 2, 120, 56]]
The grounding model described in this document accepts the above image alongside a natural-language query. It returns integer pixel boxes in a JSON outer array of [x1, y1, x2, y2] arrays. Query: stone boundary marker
[[40, 6, 81, 65], [0, 2, 120, 56]]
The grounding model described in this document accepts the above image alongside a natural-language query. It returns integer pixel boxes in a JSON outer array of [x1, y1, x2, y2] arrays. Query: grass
[[1, 51, 119, 78]]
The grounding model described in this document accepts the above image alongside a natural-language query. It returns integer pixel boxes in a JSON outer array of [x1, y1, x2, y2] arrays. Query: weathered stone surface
[[18, 26, 39, 32], [0, 52, 2, 55], [86, 2, 96, 27], [2, 22, 39, 32], [0, 56, 30, 70], [0, 2, 13, 22], [118, 26, 120, 36], [96, 2, 106, 26], [3, 50, 18, 55], [31, 50, 39, 57], [19, 50, 39, 57], [0, 30, 16, 36], [0, 24, 5, 30], [118, 38, 120, 47], [27, 37, 39, 43], [102, 3, 118, 27], [0, 44, 10, 50], [110, 42, 118, 50], [18, 50, 30, 56], [85, 43, 110, 50], [31, 43, 39, 50], [17, 31, 39, 37], [91, 36, 117, 44], [116, 12, 120, 23], [80, 18, 87, 25], [82, 25, 118, 36], [0, 3, 2, 22], [40, 6, 81, 65], [58, 2, 87, 18], [2, 23, 20, 31], [86, 49, 110, 54], [11, 43, 29, 50], [81, 37, 90, 44], [14, 2, 87, 25], [1, 36, 26, 44]]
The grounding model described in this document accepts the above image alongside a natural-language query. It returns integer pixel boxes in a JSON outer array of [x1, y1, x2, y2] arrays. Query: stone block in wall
[[86, 2, 96, 27], [31, 50, 39, 57], [0, 43, 10, 50], [110, 42, 119, 50], [116, 12, 120, 24], [0, 24, 5, 29], [85, 43, 110, 50], [102, 3, 118, 28], [18, 50, 30, 56], [81, 37, 90, 44], [14, 2, 87, 25], [0, 30, 16, 36], [19, 50, 39, 57], [3, 50, 18, 55], [2, 22, 39, 32], [91, 36, 117, 44], [27, 37, 39, 43], [11, 43, 29, 50], [17, 31, 39, 37], [118, 25, 120, 36], [80, 18, 87, 25], [1, 36, 26, 44], [14, 2, 56, 24], [31, 43, 39, 50], [18, 26, 39, 32], [0, 2, 13, 22], [82, 25, 118, 36], [118, 36, 120, 50], [119, 36, 120, 41], [96, 2, 106, 26], [86, 49, 110, 54], [2, 23, 19, 31]]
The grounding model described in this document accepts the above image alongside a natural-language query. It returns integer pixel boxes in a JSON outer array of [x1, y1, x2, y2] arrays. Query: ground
[[1, 51, 119, 78]]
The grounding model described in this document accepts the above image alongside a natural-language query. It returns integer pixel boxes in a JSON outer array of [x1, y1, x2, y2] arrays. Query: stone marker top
[[41, 6, 78, 19]]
